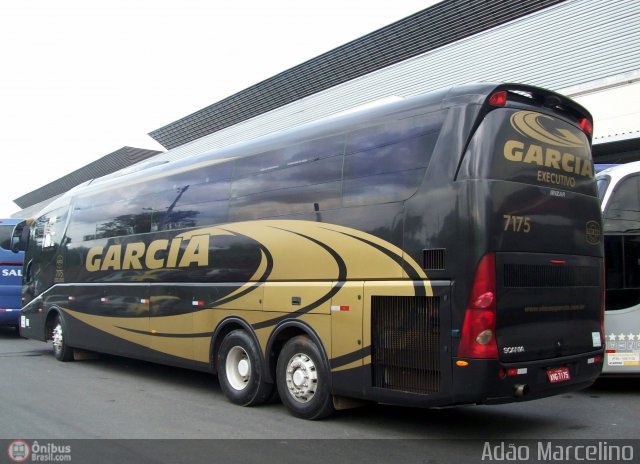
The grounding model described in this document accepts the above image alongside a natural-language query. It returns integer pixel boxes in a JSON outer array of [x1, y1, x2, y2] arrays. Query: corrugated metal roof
[[13, 146, 162, 209], [148, 0, 568, 150]]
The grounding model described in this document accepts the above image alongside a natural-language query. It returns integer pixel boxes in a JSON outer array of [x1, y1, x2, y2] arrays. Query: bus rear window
[[458, 108, 596, 196]]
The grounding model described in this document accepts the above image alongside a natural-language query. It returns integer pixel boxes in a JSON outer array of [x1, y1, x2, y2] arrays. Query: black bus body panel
[[19, 83, 604, 410]]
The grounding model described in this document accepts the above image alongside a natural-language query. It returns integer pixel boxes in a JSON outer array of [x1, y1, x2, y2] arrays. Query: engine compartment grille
[[503, 264, 599, 288], [371, 295, 440, 395]]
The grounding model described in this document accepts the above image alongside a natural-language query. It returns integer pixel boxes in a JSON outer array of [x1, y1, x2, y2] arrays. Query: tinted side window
[[30, 207, 69, 276], [69, 163, 233, 240], [604, 175, 640, 233], [230, 135, 345, 220], [343, 113, 443, 207], [234, 136, 345, 178], [73, 195, 155, 240]]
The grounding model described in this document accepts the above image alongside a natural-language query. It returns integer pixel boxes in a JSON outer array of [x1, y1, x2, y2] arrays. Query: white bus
[[597, 161, 640, 375]]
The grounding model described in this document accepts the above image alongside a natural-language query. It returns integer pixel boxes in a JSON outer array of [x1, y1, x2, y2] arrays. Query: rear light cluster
[[579, 118, 593, 136], [458, 253, 498, 359], [488, 90, 507, 107]]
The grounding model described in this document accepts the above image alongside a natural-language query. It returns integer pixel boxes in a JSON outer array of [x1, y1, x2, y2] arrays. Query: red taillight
[[458, 253, 499, 359], [579, 117, 593, 136], [488, 91, 508, 107]]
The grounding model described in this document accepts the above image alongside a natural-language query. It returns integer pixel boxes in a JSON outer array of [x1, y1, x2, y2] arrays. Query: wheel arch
[[266, 320, 331, 388], [44, 306, 64, 342], [210, 317, 265, 377]]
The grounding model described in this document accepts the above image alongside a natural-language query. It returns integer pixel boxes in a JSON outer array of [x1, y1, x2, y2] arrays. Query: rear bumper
[[451, 350, 604, 405], [0, 309, 20, 326]]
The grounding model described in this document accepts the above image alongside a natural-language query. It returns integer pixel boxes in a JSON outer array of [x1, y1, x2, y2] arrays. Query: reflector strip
[[100, 297, 109, 303], [140, 299, 150, 304], [192, 300, 205, 307], [331, 305, 350, 312], [507, 368, 527, 376], [68, 296, 76, 301]]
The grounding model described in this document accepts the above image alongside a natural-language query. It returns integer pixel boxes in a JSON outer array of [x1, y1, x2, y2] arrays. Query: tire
[[276, 335, 335, 420], [52, 314, 73, 362], [216, 330, 273, 406]]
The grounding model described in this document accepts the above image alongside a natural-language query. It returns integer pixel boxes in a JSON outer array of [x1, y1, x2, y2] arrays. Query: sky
[[0, 0, 441, 218]]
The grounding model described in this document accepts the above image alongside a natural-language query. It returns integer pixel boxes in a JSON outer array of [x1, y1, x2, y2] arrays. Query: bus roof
[[596, 160, 640, 180]]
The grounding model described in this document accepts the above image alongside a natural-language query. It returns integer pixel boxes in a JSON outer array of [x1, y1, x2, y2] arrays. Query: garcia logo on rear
[[503, 111, 593, 186]]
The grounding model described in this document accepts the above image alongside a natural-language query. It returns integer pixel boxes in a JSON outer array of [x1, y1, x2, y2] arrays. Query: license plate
[[547, 367, 571, 383]]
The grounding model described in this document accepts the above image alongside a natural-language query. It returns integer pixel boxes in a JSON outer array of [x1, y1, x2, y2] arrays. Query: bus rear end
[[453, 85, 604, 403]]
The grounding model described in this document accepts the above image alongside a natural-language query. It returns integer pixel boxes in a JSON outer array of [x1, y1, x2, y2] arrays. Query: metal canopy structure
[[13, 146, 162, 210]]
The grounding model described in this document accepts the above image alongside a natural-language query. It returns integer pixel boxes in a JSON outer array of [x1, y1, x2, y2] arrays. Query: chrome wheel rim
[[285, 353, 318, 403], [225, 346, 251, 391], [52, 323, 63, 355]]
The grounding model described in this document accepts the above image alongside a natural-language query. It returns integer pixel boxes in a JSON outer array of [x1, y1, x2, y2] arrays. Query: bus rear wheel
[[52, 314, 73, 362], [216, 329, 273, 406], [276, 335, 335, 420]]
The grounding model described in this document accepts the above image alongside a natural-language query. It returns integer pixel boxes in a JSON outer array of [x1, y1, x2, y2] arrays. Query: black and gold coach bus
[[15, 83, 605, 419]]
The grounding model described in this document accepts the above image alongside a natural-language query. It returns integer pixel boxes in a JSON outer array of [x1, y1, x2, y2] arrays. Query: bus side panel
[[329, 282, 365, 397], [332, 280, 453, 406], [0, 263, 22, 327]]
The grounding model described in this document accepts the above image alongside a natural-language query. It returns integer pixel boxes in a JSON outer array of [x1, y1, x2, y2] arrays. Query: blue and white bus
[[0, 219, 25, 332], [597, 161, 640, 375]]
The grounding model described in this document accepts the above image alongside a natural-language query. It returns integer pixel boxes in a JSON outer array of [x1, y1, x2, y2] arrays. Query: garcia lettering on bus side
[[85, 235, 210, 272]]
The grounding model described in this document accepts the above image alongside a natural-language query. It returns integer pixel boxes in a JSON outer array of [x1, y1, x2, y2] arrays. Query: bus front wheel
[[276, 335, 335, 420], [216, 329, 273, 406], [52, 314, 73, 362]]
